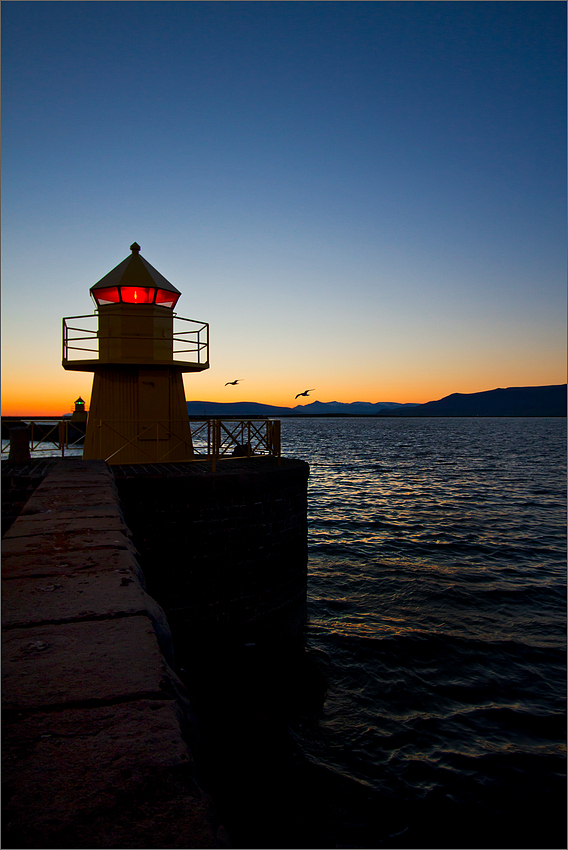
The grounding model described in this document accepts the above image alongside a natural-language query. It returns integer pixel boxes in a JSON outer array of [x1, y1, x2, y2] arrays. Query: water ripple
[[282, 417, 566, 846]]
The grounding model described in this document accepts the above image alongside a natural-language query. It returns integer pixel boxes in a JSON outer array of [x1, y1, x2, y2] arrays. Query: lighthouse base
[[83, 366, 193, 463]]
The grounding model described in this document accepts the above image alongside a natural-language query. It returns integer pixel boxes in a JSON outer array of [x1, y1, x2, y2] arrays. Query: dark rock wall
[[114, 458, 310, 648]]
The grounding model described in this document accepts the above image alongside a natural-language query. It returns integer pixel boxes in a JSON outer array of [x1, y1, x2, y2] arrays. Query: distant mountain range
[[186, 400, 419, 417], [393, 384, 566, 417], [187, 384, 566, 417]]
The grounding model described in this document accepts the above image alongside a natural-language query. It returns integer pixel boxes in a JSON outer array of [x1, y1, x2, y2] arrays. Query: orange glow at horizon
[[2, 363, 565, 417], [1, 376, 94, 417], [180, 360, 567, 410]]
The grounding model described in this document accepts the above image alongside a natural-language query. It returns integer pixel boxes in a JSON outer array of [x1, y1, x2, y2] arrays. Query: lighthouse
[[62, 243, 209, 463]]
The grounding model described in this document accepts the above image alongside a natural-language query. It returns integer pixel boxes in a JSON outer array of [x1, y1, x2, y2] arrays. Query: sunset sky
[[2, 1, 566, 416]]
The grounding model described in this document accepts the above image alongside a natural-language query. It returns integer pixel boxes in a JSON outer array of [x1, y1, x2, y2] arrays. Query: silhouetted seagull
[[225, 379, 242, 386], [295, 389, 315, 399]]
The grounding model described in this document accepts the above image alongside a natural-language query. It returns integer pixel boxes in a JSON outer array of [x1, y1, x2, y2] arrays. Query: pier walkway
[[2, 459, 228, 848]]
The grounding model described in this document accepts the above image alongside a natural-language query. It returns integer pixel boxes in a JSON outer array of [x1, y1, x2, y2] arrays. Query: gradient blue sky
[[2, 1, 566, 414]]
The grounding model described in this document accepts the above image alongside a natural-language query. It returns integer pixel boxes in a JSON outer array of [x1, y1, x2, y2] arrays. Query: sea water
[[281, 416, 566, 848]]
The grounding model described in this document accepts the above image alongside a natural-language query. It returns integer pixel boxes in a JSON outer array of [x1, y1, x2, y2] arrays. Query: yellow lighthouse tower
[[62, 243, 209, 464]]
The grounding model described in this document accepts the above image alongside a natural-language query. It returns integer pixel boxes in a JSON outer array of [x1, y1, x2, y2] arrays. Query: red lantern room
[[90, 242, 181, 309]]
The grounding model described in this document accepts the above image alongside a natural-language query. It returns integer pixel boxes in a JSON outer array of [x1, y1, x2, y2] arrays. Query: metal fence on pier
[[1, 417, 281, 465]]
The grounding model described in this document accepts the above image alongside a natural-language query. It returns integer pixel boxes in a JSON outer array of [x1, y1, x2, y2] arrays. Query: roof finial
[[130, 242, 140, 253]]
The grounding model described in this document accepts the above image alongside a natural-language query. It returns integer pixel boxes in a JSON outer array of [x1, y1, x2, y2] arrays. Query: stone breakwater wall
[[113, 458, 310, 651], [1, 459, 62, 536], [2, 460, 228, 849]]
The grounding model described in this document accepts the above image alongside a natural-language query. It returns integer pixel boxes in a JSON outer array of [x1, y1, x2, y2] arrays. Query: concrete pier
[[2, 460, 229, 848]]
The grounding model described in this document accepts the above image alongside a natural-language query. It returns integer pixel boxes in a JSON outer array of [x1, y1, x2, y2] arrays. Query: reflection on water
[[281, 417, 566, 848]]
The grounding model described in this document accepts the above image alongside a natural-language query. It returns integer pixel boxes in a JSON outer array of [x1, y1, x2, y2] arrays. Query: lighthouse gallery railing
[[62, 313, 209, 366]]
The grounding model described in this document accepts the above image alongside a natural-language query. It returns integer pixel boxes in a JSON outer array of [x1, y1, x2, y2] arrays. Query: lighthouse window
[[93, 286, 120, 305], [91, 285, 178, 307], [120, 286, 155, 304], [156, 289, 179, 308]]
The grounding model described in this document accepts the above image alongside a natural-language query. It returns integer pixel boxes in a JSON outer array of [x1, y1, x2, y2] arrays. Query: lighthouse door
[[138, 370, 170, 440]]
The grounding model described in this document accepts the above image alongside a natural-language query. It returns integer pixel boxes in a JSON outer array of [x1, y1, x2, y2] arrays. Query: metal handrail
[[62, 313, 209, 365], [1, 417, 281, 463], [1, 418, 85, 457]]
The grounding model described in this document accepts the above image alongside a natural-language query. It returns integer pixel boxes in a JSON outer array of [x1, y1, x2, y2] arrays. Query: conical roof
[[90, 243, 181, 295]]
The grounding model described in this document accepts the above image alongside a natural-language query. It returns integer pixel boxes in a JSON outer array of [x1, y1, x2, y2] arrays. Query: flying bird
[[295, 389, 315, 399], [225, 379, 242, 386]]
